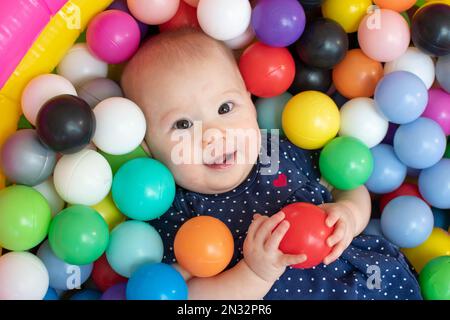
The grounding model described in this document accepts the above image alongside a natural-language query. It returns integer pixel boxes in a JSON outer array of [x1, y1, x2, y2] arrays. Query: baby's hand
[[243, 211, 307, 283], [319, 202, 357, 265]]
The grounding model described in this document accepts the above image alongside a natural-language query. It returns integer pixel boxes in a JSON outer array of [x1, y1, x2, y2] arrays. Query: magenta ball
[[87, 10, 140, 64], [422, 88, 450, 135]]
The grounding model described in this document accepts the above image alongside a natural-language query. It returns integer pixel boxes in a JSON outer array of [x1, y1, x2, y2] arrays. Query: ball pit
[[379, 182, 426, 212], [289, 60, 332, 94], [159, 0, 200, 33], [92, 254, 127, 292], [78, 78, 123, 108], [322, 0, 372, 33]]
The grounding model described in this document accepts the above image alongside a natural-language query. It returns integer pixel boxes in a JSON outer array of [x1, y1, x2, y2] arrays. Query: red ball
[[239, 42, 295, 98], [91, 254, 127, 292], [159, 1, 200, 32], [279, 202, 334, 269], [379, 182, 425, 212]]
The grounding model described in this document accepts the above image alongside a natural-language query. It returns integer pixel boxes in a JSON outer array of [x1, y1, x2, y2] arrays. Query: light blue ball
[[365, 144, 407, 194], [362, 219, 384, 238], [43, 287, 59, 300], [374, 71, 429, 124], [255, 92, 292, 137], [393, 117, 446, 169], [381, 196, 434, 248], [37, 240, 93, 291], [112, 158, 175, 221], [126, 263, 188, 300], [419, 159, 450, 209], [106, 220, 163, 278], [431, 207, 450, 230], [70, 289, 102, 300]]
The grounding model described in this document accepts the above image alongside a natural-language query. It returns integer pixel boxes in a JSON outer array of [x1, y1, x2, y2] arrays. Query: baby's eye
[[218, 102, 234, 115], [173, 119, 193, 130]]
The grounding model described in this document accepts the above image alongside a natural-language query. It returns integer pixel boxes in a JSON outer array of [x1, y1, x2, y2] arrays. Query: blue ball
[[70, 289, 102, 300], [43, 287, 59, 300], [365, 144, 407, 194], [431, 207, 450, 230], [126, 263, 188, 300], [106, 220, 163, 278], [375, 71, 429, 124], [381, 196, 434, 248], [255, 92, 292, 137], [112, 158, 175, 221], [393, 118, 446, 169], [37, 240, 93, 290], [362, 219, 384, 238], [419, 159, 450, 209]]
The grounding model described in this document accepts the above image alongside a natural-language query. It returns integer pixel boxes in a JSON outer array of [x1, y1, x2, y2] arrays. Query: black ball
[[288, 60, 332, 94], [295, 18, 349, 69], [36, 94, 96, 154], [298, 0, 325, 8], [412, 4, 450, 56]]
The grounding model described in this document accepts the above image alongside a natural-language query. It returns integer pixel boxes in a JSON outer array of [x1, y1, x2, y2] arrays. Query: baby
[[121, 28, 422, 300]]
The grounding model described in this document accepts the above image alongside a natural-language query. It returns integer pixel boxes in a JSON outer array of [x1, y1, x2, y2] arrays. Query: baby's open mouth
[[204, 151, 237, 170]]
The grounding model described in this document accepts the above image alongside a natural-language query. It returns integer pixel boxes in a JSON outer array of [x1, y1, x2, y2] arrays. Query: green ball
[[99, 145, 148, 175], [0, 185, 51, 251], [444, 137, 450, 159], [419, 256, 450, 300], [48, 205, 109, 265], [319, 136, 373, 190]]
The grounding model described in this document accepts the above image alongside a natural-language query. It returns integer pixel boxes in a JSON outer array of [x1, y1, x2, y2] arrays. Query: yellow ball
[[282, 91, 340, 150], [402, 228, 450, 273], [91, 193, 126, 231], [322, 0, 373, 33]]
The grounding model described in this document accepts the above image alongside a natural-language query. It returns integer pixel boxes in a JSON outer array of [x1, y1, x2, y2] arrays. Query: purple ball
[[382, 122, 399, 145], [107, 0, 148, 39], [252, 0, 306, 47], [100, 282, 127, 300]]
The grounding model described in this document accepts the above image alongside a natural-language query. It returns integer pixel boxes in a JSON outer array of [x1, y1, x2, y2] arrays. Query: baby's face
[[141, 54, 261, 194]]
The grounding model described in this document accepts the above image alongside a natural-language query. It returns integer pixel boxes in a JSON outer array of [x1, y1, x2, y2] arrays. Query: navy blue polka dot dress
[[150, 136, 422, 300]]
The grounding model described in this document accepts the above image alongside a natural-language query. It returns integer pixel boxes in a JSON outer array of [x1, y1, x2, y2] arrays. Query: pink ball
[[87, 10, 140, 64], [422, 89, 450, 135], [358, 9, 410, 62], [127, 0, 180, 25]]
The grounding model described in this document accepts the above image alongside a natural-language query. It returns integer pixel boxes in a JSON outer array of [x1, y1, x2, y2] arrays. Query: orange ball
[[174, 216, 234, 277], [373, 0, 417, 12], [332, 49, 384, 99]]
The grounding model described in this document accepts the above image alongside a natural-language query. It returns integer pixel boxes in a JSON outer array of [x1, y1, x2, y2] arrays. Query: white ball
[[54, 149, 112, 206], [224, 24, 255, 50], [93, 97, 146, 155], [57, 43, 108, 87], [339, 98, 389, 148], [384, 47, 435, 89], [197, 0, 251, 41], [21, 74, 77, 125], [33, 177, 65, 217], [0, 252, 49, 300]]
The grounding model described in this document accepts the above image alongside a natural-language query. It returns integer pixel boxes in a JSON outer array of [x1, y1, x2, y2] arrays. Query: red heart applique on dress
[[273, 173, 287, 187]]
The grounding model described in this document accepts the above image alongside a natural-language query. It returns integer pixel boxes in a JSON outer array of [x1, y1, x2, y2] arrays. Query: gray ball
[[0, 129, 56, 186], [436, 55, 450, 94], [78, 78, 123, 108]]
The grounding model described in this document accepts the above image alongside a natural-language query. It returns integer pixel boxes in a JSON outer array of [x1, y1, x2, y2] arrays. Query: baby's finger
[[327, 221, 346, 247], [323, 241, 346, 265], [280, 253, 307, 267], [264, 220, 290, 252], [254, 211, 285, 245], [246, 214, 267, 240], [325, 209, 340, 228]]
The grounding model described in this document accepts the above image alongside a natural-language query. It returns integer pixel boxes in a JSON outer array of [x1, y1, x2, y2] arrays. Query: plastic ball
[[127, 263, 188, 300], [411, 4, 450, 56], [91, 193, 126, 231], [381, 196, 434, 248], [106, 221, 163, 278], [70, 289, 102, 300], [37, 240, 93, 291], [373, 0, 416, 11], [0, 129, 56, 186], [299, 0, 325, 7], [197, 0, 251, 41], [21, 74, 77, 125], [48, 205, 109, 265], [36, 94, 96, 154], [419, 256, 450, 300], [0, 185, 51, 251], [374, 71, 429, 124], [282, 91, 340, 150], [107, 0, 149, 39], [279, 203, 334, 268], [332, 49, 384, 99], [53, 149, 112, 206], [159, 0, 200, 32], [358, 9, 410, 62], [436, 55, 450, 93], [92, 254, 127, 292], [252, 0, 306, 47], [365, 144, 407, 194], [127, 0, 180, 25], [384, 47, 436, 90], [419, 159, 450, 209], [393, 118, 446, 169], [432, 207, 450, 230], [78, 78, 123, 108], [112, 158, 176, 221], [322, 0, 372, 33], [239, 42, 295, 98], [362, 219, 384, 237], [339, 98, 389, 148], [295, 18, 348, 69], [92, 97, 146, 155], [379, 182, 425, 212], [101, 282, 127, 300], [319, 136, 374, 190], [224, 25, 255, 50], [174, 216, 234, 277], [289, 60, 332, 94], [33, 177, 65, 217], [255, 93, 292, 137], [184, 0, 199, 6], [43, 287, 59, 300], [422, 89, 450, 135], [99, 145, 149, 175], [0, 252, 49, 300], [57, 44, 108, 87]]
